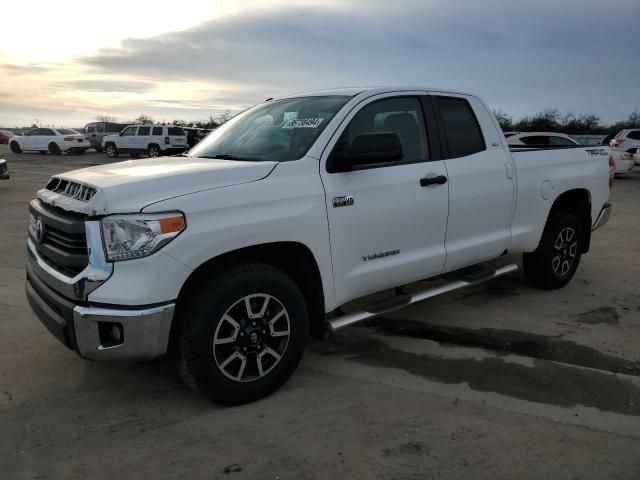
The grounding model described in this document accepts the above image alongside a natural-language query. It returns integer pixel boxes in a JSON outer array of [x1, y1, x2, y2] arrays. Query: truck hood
[[36, 156, 277, 215]]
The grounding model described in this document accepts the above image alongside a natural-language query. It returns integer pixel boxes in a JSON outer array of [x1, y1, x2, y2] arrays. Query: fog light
[[98, 322, 124, 347]]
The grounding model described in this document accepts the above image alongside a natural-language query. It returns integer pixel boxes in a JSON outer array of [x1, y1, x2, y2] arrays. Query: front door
[[119, 126, 138, 151], [320, 94, 449, 306]]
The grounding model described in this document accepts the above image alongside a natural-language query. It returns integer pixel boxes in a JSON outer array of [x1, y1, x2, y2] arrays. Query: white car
[[102, 124, 189, 158], [9, 128, 90, 155], [506, 132, 581, 147], [610, 129, 640, 174], [26, 87, 612, 405]]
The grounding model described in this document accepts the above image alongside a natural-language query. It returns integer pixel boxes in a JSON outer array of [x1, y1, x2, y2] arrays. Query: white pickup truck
[[25, 87, 613, 405]]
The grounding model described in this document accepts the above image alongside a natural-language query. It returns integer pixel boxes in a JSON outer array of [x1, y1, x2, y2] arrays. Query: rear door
[[168, 126, 188, 149], [430, 93, 515, 271], [39, 128, 57, 150], [320, 93, 449, 305]]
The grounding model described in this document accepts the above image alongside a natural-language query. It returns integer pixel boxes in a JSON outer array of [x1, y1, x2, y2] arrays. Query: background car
[[83, 122, 128, 152], [8, 128, 90, 155], [0, 130, 16, 144], [183, 127, 213, 148], [609, 129, 640, 174], [0, 159, 8, 179], [102, 124, 189, 158], [506, 132, 581, 146], [632, 147, 640, 166]]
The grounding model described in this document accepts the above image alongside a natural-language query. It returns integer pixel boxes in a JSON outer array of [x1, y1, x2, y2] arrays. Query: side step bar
[[327, 264, 518, 333]]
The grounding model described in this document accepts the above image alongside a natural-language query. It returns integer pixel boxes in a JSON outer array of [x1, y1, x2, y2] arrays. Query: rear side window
[[168, 127, 185, 136], [152, 127, 163, 135], [86, 125, 96, 133], [434, 96, 485, 158], [41, 128, 56, 135], [137, 126, 150, 136], [549, 136, 578, 146], [520, 136, 550, 146], [628, 130, 640, 140]]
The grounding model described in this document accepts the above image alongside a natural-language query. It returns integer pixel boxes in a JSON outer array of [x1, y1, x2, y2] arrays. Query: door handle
[[420, 175, 447, 187]]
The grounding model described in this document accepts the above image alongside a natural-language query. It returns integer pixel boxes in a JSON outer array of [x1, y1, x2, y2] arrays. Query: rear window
[[628, 130, 640, 140], [152, 127, 163, 135], [433, 96, 485, 158], [168, 127, 185, 136], [137, 126, 150, 136], [56, 128, 77, 135]]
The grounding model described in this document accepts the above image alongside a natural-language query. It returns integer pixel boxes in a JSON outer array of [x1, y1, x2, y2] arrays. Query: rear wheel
[[523, 210, 584, 289], [48, 142, 61, 155], [148, 144, 161, 158], [174, 263, 308, 405], [105, 143, 118, 158], [9, 141, 21, 153]]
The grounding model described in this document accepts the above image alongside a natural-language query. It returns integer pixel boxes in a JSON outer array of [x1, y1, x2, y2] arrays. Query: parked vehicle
[[600, 133, 616, 146], [102, 124, 189, 158], [0, 159, 8, 179], [184, 127, 213, 148], [83, 122, 127, 152], [506, 132, 581, 146], [25, 87, 612, 405], [0, 130, 16, 144], [9, 128, 90, 155], [610, 129, 640, 174], [632, 147, 640, 166]]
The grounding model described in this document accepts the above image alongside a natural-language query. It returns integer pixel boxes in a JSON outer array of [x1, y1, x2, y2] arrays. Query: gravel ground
[[1, 145, 639, 479]]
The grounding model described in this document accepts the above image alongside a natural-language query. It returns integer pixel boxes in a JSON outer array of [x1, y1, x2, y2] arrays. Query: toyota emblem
[[34, 218, 45, 243]]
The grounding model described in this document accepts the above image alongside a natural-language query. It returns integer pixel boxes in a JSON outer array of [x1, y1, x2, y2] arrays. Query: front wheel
[[9, 141, 21, 153], [174, 263, 309, 405], [105, 143, 118, 158], [523, 211, 584, 289]]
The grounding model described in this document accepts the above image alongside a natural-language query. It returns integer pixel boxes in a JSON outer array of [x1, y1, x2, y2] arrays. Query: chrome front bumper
[[73, 304, 174, 360], [592, 203, 612, 231]]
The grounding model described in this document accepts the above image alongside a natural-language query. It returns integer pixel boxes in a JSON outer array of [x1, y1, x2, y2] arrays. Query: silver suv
[[83, 122, 127, 152]]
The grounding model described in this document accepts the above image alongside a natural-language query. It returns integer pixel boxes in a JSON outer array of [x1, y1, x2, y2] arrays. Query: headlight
[[100, 212, 185, 262]]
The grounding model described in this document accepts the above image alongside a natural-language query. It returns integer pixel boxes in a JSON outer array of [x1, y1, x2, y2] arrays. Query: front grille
[[45, 177, 96, 202], [30, 199, 89, 276]]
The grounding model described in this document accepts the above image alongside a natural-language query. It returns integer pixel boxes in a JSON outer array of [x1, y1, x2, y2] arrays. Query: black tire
[[523, 210, 584, 289], [174, 263, 309, 405], [105, 143, 118, 158], [148, 144, 161, 158], [9, 141, 21, 153], [48, 142, 61, 155]]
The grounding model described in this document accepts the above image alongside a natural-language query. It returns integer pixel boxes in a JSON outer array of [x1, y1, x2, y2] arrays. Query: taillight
[[608, 155, 615, 189], [613, 138, 625, 147], [63, 136, 75, 141], [164, 136, 170, 145]]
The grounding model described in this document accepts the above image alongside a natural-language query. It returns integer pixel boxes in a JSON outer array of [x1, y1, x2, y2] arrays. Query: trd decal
[[362, 250, 400, 262], [333, 196, 354, 208]]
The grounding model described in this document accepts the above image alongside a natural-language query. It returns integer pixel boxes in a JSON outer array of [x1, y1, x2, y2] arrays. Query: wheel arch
[[170, 241, 326, 351], [545, 188, 592, 253]]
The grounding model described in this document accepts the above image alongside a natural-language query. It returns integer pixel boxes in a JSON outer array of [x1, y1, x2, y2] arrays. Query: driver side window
[[333, 97, 429, 166]]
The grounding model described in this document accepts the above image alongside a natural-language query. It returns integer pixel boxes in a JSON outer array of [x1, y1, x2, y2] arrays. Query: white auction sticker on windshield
[[283, 118, 324, 129]]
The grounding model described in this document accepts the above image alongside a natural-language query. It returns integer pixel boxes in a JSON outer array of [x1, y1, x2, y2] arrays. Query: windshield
[[188, 95, 351, 162]]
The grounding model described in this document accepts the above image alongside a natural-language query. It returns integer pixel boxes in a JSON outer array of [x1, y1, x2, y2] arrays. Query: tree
[[95, 114, 118, 123], [493, 109, 513, 132], [133, 114, 154, 125]]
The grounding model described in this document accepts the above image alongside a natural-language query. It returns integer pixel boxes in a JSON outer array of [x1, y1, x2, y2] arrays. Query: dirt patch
[[574, 306, 621, 325]]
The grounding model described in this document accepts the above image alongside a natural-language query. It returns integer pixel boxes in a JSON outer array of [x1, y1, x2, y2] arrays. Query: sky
[[1, 0, 639, 128]]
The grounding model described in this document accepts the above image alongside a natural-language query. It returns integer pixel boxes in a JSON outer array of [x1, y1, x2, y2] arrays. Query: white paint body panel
[[33, 87, 611, 314]]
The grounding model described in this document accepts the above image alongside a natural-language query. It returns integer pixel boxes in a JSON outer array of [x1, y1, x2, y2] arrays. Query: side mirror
[[327, 132, 404, 173]]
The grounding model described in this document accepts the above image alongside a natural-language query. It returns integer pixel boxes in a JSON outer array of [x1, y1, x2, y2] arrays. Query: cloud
[[64, 80, 154, 93]]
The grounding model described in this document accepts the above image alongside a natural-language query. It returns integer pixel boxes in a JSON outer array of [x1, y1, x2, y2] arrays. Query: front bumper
[[26, 265, 174, 360], [26, 219, 175, 361], [592, 203, 612, 231]]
